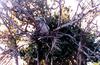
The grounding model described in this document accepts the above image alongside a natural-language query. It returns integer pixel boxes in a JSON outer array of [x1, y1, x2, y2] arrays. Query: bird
[[35, 16, 50, 35]]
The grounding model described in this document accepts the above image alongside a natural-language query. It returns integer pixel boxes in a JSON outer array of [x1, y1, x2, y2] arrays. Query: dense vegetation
[[0, 0, 100, 65]]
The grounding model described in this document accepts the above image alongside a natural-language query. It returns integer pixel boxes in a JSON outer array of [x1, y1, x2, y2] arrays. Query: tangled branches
[[0, 0, 100, 65]]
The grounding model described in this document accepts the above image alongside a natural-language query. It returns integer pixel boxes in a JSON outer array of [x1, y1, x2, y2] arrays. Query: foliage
[[0, 0, 100, 65]]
